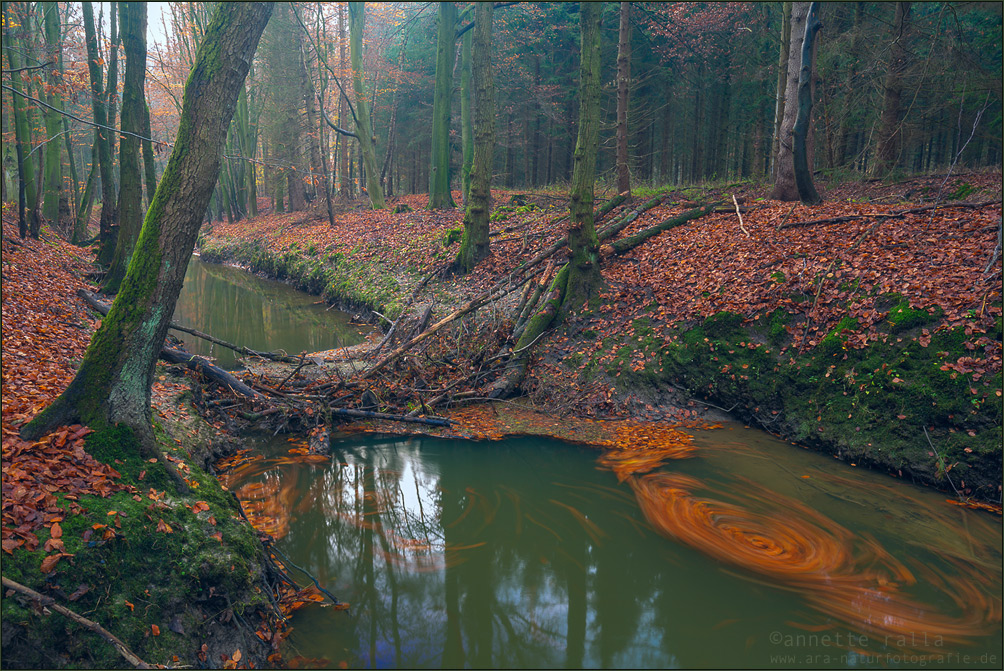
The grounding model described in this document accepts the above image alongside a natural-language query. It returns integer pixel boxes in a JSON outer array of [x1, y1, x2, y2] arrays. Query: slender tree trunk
[[338, 3, 352, 199], [4, 3, 40, 238], [460, 26, 473, 205], [769, 2, 809, 201], [792, 2, 822, 205], [41, 2, 64, 229], [771, 1, 792, 180], [141, 103, 157, 207], [348, 2, 385, 209], [427, 1, 457, 209], [103, 1, 148, 294], [454, 3, 494, 273], [615, 1, 631, 195], [872, 2, 912, 177], [22, 3, 275, 458]]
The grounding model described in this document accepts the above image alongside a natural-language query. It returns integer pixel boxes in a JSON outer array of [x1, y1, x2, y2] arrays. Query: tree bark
[[4, 3, 41, 238], [338, 3, 352, 199], [769, 2, 809, 201], [615, 1, 631, 195], [563, 1, 604, 315], [348, 2, 385, 209], [872, 2, 912, 177], [453, 2, 495, 273], [771, 2, 792, 180], [102, 1, 148, 294], [41, 2, 64, 229], [460, 25, 473, 205], [792, 2, 822, 205], [427, 2, 457, 209], [22, 3, 274, 461]]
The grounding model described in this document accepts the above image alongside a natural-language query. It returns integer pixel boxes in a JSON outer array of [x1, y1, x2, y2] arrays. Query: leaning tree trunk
[[769, 2, 809, 201], [453, 2, 495, 273], [792, 2, 822, 205], [427, 1, 457, 209], [348, 2, 385, 209], [102, 1, 148, 295], [22, 3, 274, 462]]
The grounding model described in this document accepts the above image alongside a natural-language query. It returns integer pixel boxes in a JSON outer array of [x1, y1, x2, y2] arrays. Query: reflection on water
[[172, 257, 374, 369], [222, 427, 1002, 669]]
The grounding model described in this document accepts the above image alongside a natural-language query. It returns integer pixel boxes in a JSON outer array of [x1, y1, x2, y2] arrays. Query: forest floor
[[198, 170, 1002, 501]]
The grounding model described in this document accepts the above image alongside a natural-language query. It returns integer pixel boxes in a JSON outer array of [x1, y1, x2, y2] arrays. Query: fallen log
[[77, 290, 301, 364], [602, 203, 719, 256], [159, 348, 265, 400], [778, 200, 999, 230], [329, 407, 451, 427]]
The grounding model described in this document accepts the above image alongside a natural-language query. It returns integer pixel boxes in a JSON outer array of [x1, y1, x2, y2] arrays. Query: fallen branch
[[1, 576, 152, 669], [596, 195, 665, 242], [733, 194, 750, 238], [602, 204, 719, 256], [159, 348, 265, 400], [78, 290, 300, 364], [779, 200, 999, 230], [330, 407, 450, 427]]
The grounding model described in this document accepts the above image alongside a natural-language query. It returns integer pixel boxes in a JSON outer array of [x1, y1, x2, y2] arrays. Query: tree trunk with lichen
[[454, 2, 494, 273], [348, 2, 385, 209], [22, 3, 274, 472], [488, 2, 602, 398], [102, 2, 147, 294], [427, 1, 457, 210]]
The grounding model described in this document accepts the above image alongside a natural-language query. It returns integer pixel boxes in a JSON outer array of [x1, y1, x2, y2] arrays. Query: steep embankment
[[1, 221, 281, 669], [199, 173, 1002, 502]]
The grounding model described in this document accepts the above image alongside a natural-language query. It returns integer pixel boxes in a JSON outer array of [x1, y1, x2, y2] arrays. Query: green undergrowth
[[1, 374, 269, 669], [199, 237, 409, 321], [579, 299, 1003, 501]]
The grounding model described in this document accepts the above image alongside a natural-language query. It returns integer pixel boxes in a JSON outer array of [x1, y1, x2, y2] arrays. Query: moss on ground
[[1, 371, 271, 669], [580, 297, 1002, 501], [200, 238, 409, 320]]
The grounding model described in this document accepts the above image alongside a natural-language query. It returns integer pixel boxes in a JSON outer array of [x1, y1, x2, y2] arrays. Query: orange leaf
[[233, 649, 242, 662], [40, 554, 62, 573], [125, 600, 135, 612], [50, 522, 62, 539], [151, 624, 160, 636]]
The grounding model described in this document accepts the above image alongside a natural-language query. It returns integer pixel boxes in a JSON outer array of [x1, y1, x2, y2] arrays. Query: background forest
[[2, 1, 1001, 234]]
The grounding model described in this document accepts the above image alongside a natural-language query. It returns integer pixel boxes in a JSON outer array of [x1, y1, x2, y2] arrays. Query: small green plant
[[946, 181, 975, 200], [443, 227, 463, 246]]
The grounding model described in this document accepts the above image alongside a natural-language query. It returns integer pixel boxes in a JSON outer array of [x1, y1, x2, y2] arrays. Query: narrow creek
[[177, 258, 1003, 669]]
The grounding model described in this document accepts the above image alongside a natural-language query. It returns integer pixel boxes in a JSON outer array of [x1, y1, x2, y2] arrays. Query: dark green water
[[182, 257, 1001, 668], [172, 257, 374, 369], [233, 429, 1002, 670]]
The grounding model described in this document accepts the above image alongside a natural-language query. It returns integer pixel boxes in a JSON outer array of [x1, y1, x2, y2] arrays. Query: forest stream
[[176, 259, 1002, 670]]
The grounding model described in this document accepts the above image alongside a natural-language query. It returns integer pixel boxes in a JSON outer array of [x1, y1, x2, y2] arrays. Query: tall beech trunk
[[771, 2, 792, 180], [453, 3, 494, 273], [22, 3, 274, 463], [338, 3, 352, 199], [872, 2, 911, 177], [103, 1, 148, 294], [769, 2, 810, 201], [4, 3, 40, 238], [41, 2, 64, 228], [460, 26, 473, 205], [348, 2, 385, 209], [427, 1, 457, 209], [792, 2, 822, 205], [615, 1, 631, 195], [82, 2, 117, 263]]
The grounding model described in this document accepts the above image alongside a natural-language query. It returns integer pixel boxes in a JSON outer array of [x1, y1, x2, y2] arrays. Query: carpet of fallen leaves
[[204, 173, 1002, 421], [0, 220, 140, 556]]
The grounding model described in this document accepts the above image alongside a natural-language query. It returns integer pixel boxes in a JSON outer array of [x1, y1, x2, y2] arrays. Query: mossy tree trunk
[[4, 3, 40, 239], [454, 2, 494, 273], [102, 1, 148, 295], [96, 1, 121, 265], [141, 102, 158, 207], [460, 22, 473, 205], [562, 1, 604, 316], [427, 1, 457, 210], [615, 1, 631, 196], [348, 2, 385, 210], [22, 2, 274, 461], [41, 2, 64, 229], [792, 2, 822, 206]]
